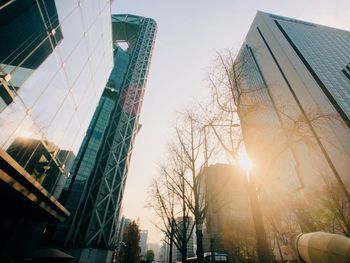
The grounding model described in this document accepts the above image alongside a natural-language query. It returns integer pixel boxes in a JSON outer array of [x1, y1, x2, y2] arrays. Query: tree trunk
[[210, 238, 215, 263], [181, 218, 188, 263], [125, 243, 129, 263], [247, 175, 272, 263], [275, 234, 284, 262], [169, 235, 173, 263], [181, 173, 188, 263], [181, 244, 187, 263], [196, 229, 205, 263]]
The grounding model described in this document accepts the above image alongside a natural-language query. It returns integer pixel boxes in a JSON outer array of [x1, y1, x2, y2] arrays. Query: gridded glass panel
[[88, 40, 104, 81], [70, 60, 92, 105], [55, 0, 79, 22], [85, 17, 102, 53], [14, 51, 62, 108], [0, 0, 63, 70], [92, 54, 109, 94], [57, 8, 84, 62], [277, 20, 350, 118], [44, 94, 76, 145], [80, 0, 100, 30], [76, 82, 95, 123], [59, 112, 82, 153], [0, 98, 28, 148], [98, 0, 111, 10], [0, 0, 113, 195], [63, 40, 89, 87], [30, 71, 70, 131], [239, 46, 302, 192], [0, 65, 36, 95]]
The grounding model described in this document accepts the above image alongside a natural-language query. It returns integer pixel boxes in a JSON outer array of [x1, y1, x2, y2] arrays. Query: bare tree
[[204, 47, 274, 262], [148, 176, 176, 263], [305, 178, 350, 237], [167, 112, 213, 263], [208, 45, 350, 198], [205, 49, 308, 263], [149, 110, 221, 263], [148, 154, 195, 263], [205, 44, 350, 258], [221, 219, 258, 262]]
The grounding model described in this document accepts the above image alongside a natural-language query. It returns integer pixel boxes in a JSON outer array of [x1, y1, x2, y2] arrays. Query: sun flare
[[238, 151, 253, 172]]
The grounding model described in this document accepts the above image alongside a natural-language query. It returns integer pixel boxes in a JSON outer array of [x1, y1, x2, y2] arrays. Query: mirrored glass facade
[[237, 12, 350, 196], [0, 1, 114, 261], [273, 15, 350, 124], [239, 46, 302, 192], [0, 0, 113, 196]]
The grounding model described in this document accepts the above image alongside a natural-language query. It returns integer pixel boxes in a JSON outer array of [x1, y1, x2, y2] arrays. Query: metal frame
[[65, 15, 157, 248]]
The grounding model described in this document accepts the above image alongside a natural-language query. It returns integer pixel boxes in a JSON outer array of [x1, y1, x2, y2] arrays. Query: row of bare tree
[[147, 113, 212, 263]]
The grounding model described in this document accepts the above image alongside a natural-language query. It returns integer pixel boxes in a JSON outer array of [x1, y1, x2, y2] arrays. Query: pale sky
[[111, 0, 350, 244]]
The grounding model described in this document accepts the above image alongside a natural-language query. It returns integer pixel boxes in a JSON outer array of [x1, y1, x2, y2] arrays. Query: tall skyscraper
[[48, 14, 157, 261], [0, 0, 113, 261], [235, 12, 350, 194]]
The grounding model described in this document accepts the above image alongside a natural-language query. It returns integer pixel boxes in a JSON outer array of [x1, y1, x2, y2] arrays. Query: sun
[[238, 151, 253, 172]]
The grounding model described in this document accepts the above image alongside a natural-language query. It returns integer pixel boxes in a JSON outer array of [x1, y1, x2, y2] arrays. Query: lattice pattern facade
[[61, 14, 157, 249]]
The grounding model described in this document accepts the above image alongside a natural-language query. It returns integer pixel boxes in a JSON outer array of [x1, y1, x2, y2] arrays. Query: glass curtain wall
[[0, 0, 113, 196]]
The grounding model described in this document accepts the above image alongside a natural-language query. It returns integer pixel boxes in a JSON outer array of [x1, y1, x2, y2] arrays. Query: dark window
[[6, 137, 64, 194], [342, 69, 350, 81], [0, 0, 63, 69], [91, 130, 103, 140], [0, 74, 15, 108]]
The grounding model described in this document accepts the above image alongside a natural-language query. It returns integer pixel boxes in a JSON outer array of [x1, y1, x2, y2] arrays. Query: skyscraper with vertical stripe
[[236, 12, 350, 194]]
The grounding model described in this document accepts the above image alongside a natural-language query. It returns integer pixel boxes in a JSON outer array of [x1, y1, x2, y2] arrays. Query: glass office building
[[272, 15, 350, 123], [0, 0, 113, 260], [236, 12, 350, 193], [50, 15, 157, 257]]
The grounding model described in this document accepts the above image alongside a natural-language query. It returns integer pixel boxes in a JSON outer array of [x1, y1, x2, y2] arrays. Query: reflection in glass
[[0, 0, 113, 198], [0, 0, 63, 118], [6, 137, 75, 197]]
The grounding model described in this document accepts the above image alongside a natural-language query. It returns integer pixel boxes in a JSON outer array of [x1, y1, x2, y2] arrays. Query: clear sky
[[111, 0, 350, 244]]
